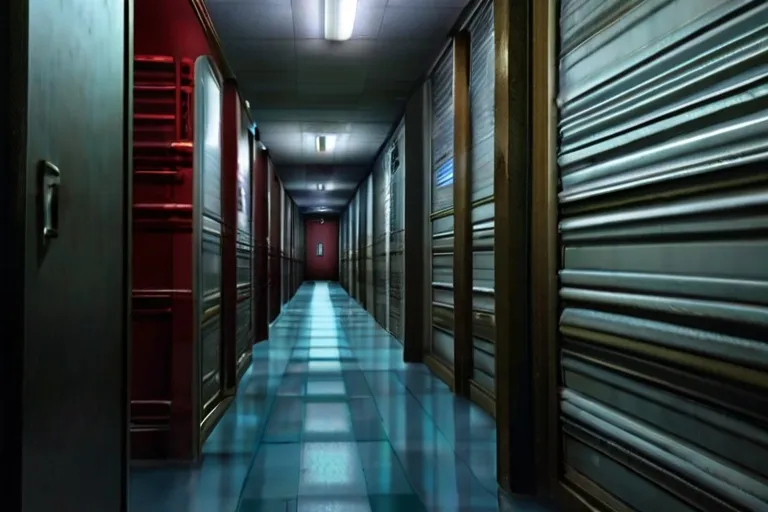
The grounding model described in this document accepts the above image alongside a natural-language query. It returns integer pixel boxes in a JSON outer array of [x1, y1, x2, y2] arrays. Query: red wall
[[131, 0, 213, 461], [135, 0, 211, 57], [305, 217, 339, 281]]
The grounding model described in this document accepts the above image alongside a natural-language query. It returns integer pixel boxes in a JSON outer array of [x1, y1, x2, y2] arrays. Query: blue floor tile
[[130, 282, 555, 512]]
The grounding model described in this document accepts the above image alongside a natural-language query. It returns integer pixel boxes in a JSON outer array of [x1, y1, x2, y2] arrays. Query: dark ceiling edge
[[338, 0, 486, 212]]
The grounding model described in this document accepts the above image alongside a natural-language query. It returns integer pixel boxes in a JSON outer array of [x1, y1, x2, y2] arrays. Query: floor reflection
[[131, 282, 555, 511]]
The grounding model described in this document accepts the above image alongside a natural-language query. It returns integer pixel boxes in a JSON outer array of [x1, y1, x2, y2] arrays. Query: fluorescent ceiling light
[[324, 0, 358, 41], [315, 135, 337, 153], [317, 183, 326, 191]]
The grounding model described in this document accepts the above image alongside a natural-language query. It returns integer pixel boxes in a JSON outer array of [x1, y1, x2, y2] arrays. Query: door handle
[[40, 160, 61, 240]]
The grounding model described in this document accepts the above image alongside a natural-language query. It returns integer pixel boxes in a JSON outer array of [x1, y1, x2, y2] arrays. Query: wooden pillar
[[403, 85, 429, 363], [493, 0, 536, 495], [530, 0, 559, 497], [252, 143, 269, 343], [452, 31, 473, 397], [220, 80, 238, 395]]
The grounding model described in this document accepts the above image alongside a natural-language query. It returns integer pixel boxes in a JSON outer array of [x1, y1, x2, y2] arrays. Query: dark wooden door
[[3, 0, 129, 509]]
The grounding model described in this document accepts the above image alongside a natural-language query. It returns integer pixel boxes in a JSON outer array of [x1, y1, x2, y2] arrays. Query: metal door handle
[[40, 161, 61, 239]]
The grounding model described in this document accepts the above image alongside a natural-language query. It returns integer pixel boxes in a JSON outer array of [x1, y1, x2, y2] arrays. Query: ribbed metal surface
[[373, 140, 391, 329], [365, 173, 375, 310], [468, 0, 495, 201], [389, 123, 406, 340], [557, 1, 768, 509], [429, 48, 456, 367], [340, 209, 347, 290], [431, 47, 455, 213], [352, 189, 360, 300], [468, 0, 495, 394]]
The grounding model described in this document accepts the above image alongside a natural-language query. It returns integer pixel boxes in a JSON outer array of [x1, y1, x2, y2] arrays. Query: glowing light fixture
[[317, 183, 326, 191], [324, 0, 358, 41], [315, 135, 337, 153]]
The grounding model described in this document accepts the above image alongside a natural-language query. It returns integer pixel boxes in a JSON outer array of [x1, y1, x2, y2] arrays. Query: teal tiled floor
[[131, 282, 554, 511]]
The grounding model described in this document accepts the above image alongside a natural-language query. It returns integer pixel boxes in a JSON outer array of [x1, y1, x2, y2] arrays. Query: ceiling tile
[[223, 40, 296, 71], [352, 4, 385, 39], [378, 7, 462, 40], [208, 3, 294, 39], [237, 70, 296, 91], [295, 39, 378, 65], [291, 0, 323, 39]]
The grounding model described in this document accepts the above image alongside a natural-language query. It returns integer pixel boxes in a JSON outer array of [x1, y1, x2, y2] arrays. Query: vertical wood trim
[[220, 80, 238, 395], [404, 86, 427, 363], [530, 0, 560, 496], [494, 0, 535, 495], [452, 31, 473, 397], [252, 147, 269, 342]]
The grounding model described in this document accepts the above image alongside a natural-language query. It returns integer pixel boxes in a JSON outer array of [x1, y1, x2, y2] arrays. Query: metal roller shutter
[[468, 0, 495, 395], [373, 150, 390, 328], [348, 200, 354, 292], [365, 173, 375, 312], [430, 48, 455, 367], [350, 193, 357, 298], [340, 208, 344, 288], [389, 122, 405, 340], [556, 1, 768, 509], [358, 179, 368, 306]]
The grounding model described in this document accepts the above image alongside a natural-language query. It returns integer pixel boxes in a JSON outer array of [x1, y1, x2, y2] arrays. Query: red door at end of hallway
[[305, 217, 339, 281]]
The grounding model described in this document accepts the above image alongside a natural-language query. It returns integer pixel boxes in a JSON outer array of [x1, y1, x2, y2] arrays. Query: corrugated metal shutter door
[[389, 123, 405, 340], [359, 178, 369, 307], [430, 48, 455, 366], [373, 153, 389, 328], [365, 173, 375, 312], [468, 0, 495, 395], [352, 192, 359, 300], [556, 1, 768, 509], [348, 200, 354, 292], [340, 211, 345, 288]]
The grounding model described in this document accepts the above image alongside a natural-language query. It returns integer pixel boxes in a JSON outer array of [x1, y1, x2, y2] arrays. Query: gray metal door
[[429, 47, 456, 368], [8, 0, 129, 508], [556, 1, 768, 509]]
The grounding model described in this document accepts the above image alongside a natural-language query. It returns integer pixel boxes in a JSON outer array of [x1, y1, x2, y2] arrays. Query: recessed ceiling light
[[315, 135, 337, 153], [324, 0, 357, 41]]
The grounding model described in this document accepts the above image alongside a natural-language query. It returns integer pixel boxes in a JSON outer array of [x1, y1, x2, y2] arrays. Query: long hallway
[[132, 282, 532, 511]]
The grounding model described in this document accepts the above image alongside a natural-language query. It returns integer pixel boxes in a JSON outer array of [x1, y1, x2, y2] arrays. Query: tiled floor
[[131, 282, 553, 511]]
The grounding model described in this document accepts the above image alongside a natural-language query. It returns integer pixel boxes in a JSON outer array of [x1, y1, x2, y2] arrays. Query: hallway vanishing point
[[131, 282, 543, 511]]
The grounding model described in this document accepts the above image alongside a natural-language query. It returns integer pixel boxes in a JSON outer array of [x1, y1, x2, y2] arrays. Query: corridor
[[132, 282, 529, 512]]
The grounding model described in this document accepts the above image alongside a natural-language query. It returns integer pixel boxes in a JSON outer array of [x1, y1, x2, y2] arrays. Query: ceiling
[[205, 0, 469, 212]]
